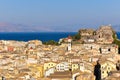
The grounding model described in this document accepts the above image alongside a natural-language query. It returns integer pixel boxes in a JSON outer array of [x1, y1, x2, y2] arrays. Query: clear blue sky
[[0, 0, 120, 32]]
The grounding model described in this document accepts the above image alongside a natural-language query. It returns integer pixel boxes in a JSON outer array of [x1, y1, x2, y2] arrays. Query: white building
[[67, 38, 72, 51], [79, 62, 85, 72], [56, 62, 70, 72], [26, 58, 37, 64], [44, 67, 55, 77]]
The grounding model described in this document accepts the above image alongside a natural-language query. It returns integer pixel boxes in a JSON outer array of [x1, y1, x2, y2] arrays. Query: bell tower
[[67, 36, 72, 51]]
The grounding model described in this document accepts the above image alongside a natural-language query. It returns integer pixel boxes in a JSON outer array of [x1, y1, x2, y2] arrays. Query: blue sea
[[0, 32, 120, 42], [116, 32, 120, 39], [0, 32, 77, 42]]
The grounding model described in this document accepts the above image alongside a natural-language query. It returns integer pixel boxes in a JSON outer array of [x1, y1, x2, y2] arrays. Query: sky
[[0, 0, 120, 32]]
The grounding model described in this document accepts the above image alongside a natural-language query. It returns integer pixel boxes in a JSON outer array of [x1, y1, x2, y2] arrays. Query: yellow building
[[44, 62, 57, 71], [100, 60, 116, 79], [28, 64, 44, 78], [36, 65, 44, 78], [71, 63, 79, 71]]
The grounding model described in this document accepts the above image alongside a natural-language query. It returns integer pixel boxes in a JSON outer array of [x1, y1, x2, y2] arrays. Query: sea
[[0, 32, 120, 42], [0, 32, 77, 42], [116, 32, 120, 39]]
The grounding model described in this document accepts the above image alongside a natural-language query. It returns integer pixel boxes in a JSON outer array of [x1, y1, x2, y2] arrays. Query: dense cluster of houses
[[0, 25, 120, 80]]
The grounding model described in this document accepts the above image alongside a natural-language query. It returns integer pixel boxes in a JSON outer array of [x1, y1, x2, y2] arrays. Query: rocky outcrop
[[95, 25, 114, 44]]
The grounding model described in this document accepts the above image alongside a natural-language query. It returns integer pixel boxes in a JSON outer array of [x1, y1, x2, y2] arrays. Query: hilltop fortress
[[79, 25, 114, 44], [0, 25, 120, 80]]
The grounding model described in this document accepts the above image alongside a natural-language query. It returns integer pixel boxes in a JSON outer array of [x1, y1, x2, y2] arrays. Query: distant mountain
[[0, 22, 80, 32], [0, 22, 120, 32], [0, 22, 53, 32]]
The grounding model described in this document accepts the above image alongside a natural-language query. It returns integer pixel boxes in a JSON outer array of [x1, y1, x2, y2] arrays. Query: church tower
[[67, 36, 72, 51]]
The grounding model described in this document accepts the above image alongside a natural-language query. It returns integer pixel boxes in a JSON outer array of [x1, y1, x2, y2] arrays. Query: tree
[[113, 32, 120, 54], [43, 40, 59, 45], [72, 33, 81, 41]]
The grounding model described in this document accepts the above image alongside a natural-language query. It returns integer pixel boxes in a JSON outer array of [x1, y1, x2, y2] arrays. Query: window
[[102, 66, 104, 69], [108, 67, 110, 70], [99, 35, 100, 38], [99, 48, 102, 53], [108, 48, 111, 51], [74, 65, 75, 67], [91, 46, 92, 50], [107, 71, 109, 74]]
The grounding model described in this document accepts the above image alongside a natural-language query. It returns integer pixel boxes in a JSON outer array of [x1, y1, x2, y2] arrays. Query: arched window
[[99, 48, 102, 53], [99, 35, 100, 38], [108, 48, 111, 51], [91, 46, 92, 50]]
